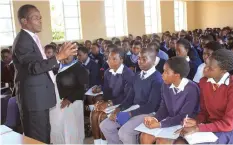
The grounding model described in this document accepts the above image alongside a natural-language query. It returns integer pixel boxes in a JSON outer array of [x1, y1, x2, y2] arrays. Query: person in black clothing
[[167, 37, 177, 58], [89, 43, 104, 68]]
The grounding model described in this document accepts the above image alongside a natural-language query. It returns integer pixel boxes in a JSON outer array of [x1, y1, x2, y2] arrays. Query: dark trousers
[[21, 109, 50, 144]]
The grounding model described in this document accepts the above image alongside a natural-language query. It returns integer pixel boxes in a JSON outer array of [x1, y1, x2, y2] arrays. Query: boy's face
[[200, 39, 209, 48], [175, 44, 188, 57], [204, 57, 225, 79], [1, 52, 12, 64], [169, 40, 177, 49], [91, 45, 99, 55], [108, 52, 122, 70], [45, 48, 55, 59], [138, 52, 154, 71], [77, 50, 88, 63], [85, 42, 92, 49], [202, 47, 213, 64], [132, 45, 141, 55], [162, 63, 178, 85], [122, 42, 130, 51], [193, 36, 199, 45]]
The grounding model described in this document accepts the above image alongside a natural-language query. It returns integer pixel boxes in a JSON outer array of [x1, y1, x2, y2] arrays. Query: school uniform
[[167, 48, 176, 58], [83, 57, 100, 88], [103, 64, 135, 105], [186, 56, 201, 80], [154, 78, 200, 128], [197, 73, 233, 144], [193, 44, 204, 62], [155, 57, 166, 74], [100, 66, 163, 144], [160, 42, 169, 53], [158, 50, 169, 60], [124, 54, 141, 73], [89, 52, 104, 69], [193, 63, 206, 83], [100, 61, 109, 85]]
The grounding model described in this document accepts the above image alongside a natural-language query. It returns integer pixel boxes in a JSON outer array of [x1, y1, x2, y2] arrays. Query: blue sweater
[[120, 71, 163, 117], [84, 59, 101, 87]]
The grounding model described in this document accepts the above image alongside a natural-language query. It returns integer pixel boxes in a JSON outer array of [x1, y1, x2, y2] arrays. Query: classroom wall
[[160, 1, 175, 32]]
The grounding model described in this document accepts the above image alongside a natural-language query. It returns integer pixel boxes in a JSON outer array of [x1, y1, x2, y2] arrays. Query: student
[[122, 39, 131, 56], [160, 34, 171, 53], [136, 36, 142, 42], [89, 43, 104, 68], [78, 46, 100, 88], [90, 48, 134, 144], [176, 38, 202, 80], [124, 41, 142, 73], [128, 34, 133, 42], [44, 44, 56, 59], [193, 41, 222, 83], [85, 40, 92, 52], [147, 42, 166, 74], [100, 47, 163, 144], [167, 37, 177, 58], [114, 40, 121, 48], [140, 57, 200, 144], [176, 49, 233, 144], [193, 35, 203, 61], [152, 39, 169, 60]]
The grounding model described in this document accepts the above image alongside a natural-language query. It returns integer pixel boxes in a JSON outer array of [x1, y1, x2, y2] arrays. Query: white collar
[[140, 65, 156, 79], [84, 57, 90, 66], [109, 64, 124, 76], [154, 56, 160, 66], [170, 78, 189, 93], [23, 29, 36, 38], [207, 72, 230, 86], [58, 60, 77, 73], [186, 56, 190, 62]]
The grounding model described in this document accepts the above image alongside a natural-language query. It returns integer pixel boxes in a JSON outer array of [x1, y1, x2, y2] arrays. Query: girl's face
[[108, 52, 122, 71], [132, 45, 141, 55], [77, 50, 88, 63], [175, 43, 188, 57], [162, 63, 178, 85], [169, 40, 177, 49], [91, 45, 100, 55], [202, 48, 213, 64]]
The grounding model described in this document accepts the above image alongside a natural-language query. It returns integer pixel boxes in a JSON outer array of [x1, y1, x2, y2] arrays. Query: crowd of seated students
[[1, 26, 233, 144]]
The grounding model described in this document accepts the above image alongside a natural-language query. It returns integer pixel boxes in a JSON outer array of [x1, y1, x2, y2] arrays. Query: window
[[50, 0, 82, 41], [104, 0, 128, 37], [0, 0, 15, 46], [144, 0, 161, 34], [174, 0, 187, 31]]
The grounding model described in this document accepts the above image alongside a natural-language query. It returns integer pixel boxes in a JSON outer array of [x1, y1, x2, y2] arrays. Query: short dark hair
[[85, 40, 92, 44], [1, 49, 11, 55], [166, 56, 190, 78], [202, 35, 214, 42], [92, 43, 99, 47], [78, 46, 89, 54], [114, 40, 121, 46], [170, 37, 178, 41], [136, 36, 142, 40], [109, 47, 124, 59], [147, 42, 160, 53], [44, 44, 56, 52], [50, 42, 57, 47], [105, 40, 113, 46], [106, 44, 118, 51], [204, 41, 222, 51], [140, 47, 156, 60], [133, 41, 142, 48], [177, 38, 191, 51], [210, 49, 233, 72], [18, 4, 37, 22], [122, 39, 130, 44]]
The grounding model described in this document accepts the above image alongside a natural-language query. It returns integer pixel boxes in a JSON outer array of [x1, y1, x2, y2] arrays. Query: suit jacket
[[12, 29, 57, 111]]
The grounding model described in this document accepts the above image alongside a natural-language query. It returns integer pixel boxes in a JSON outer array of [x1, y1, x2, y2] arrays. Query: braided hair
[[210, 49, 233, 73]]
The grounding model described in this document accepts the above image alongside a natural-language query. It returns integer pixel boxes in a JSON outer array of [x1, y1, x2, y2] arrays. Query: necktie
[[141, 71, 147, 80], [212, 84, 219, 91], [173, 88, 179, 94], [34, 34, 56, 83]]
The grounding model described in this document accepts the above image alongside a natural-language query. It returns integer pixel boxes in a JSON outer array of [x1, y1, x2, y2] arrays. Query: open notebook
[[184, 132, 218, 144], [85, 86, 103, 96], [106, 105, 140, 118]]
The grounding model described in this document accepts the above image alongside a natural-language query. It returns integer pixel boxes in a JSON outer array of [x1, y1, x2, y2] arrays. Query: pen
[[183, 114, 189, 128]]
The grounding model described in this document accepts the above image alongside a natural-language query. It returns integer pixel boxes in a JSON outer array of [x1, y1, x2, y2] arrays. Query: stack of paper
[[135, 123, 182, 139], [0, 125, 12, 135], [184, 132, 218, 144], [85, 86, 103, 96]]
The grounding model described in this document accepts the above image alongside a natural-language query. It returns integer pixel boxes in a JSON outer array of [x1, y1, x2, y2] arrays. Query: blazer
[[12, 29, 57, 111]]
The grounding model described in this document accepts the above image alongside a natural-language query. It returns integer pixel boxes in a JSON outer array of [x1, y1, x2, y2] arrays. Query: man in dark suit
[[12, 4, 77, 143]]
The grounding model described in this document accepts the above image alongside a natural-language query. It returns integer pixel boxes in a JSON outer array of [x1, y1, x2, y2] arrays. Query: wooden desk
[[1, 131, 44, 144]]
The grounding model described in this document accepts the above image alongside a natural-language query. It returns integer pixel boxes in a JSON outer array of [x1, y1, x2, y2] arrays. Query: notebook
[[85, 86, 103, 96], [184, 132, 218, 144], [0, 125, 12, 135], [122, 105, 140, 112], [135, 123, 182, 139], [104, 104, 120, 114]]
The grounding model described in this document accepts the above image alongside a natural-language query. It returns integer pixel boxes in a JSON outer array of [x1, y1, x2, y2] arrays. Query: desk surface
[[1, 131, 44, 144]]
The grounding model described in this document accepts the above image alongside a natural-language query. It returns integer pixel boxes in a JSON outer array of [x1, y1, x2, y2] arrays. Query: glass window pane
[[65, 18, 79, 29], [144, 0, 150, 7], [105, 17, 114, 27], [105, 7, 114, 17], [105, 0, 113, 6], [0, 32, 14, 45], [106, 27, 115, 37], [0, 5, 11, 18], [66, 29, 80, 40], [64, 6, 78, 17], [63, 0, 78, 6], [144, 7, 151, 17], [0, 18, 13, 32], [145, 17, 151, 26], [174, 1, 179, 9], [0, 0, 10, 4], [145, 26, 152, 34]]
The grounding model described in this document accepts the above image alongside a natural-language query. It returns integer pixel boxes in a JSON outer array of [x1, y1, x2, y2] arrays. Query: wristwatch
[[107, 100, 113, 107]]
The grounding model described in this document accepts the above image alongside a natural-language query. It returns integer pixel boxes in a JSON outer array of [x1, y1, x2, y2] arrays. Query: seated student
[[122, 39, 131, 56], [114, 40, 121, 48], [167, 37, 177, 58], [152, 39, 169, 60], [160, 34, 171, 53], [176, 38, 202, 80], [124, 41, 142, 73], [175, 49, 233, 144], [193, 41, 222, 83], [90, 48, 134, 144], [89, 43, 104, 68], [44, 44, 56, 59], [100, 47, 163, 144], [147, 42, 166, 74], [85, 40, 92, 53], [140, 57, 200, 144], [135, 36, 142, 42], [193, 35, 203, 62], [78, 46, 100, 88]]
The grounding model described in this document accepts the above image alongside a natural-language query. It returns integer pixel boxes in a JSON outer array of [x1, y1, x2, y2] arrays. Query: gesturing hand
[[60, 99, 71, 109], [56, 42, 77, 61]]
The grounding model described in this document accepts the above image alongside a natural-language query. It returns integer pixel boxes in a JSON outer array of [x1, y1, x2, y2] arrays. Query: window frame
[[174, 0, 187, 32]]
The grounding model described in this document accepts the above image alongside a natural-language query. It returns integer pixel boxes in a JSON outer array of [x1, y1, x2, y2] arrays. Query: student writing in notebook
[[140, 56, 200, 144], [100, 47, 163, 144], [175, 49, 233, 144], [90, 47, 134, 144]]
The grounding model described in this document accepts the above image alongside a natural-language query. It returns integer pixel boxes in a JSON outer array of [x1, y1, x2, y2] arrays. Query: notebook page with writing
[[184, 132, 218, 144]]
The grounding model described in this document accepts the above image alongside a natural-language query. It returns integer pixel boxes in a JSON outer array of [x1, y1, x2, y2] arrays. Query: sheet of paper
[[134, 123, 162, 136], [184, 132, 218, 144], [85, 86, 103, 96], [0, 125, 12, 135], [122, 105, 140, 112], [104, 104, 120, 114]]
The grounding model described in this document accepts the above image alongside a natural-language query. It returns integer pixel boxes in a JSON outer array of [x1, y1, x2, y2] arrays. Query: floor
[[84, 137, 94, 144]]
